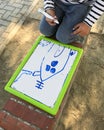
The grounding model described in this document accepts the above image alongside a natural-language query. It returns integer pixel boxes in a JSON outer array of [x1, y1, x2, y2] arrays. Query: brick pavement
[[0, 96, 57, 130], [0, 0, 40, 55]]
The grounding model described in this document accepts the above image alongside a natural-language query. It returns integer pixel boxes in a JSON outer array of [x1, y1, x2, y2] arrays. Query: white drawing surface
[[11, 39, 78, 108]]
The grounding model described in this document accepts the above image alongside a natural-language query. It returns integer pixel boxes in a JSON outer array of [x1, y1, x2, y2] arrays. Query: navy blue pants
[[39, 0, 90, 44]]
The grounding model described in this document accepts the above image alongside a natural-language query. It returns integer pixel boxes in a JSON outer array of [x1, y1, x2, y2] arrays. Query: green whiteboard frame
[[5, 35, 83, 115]]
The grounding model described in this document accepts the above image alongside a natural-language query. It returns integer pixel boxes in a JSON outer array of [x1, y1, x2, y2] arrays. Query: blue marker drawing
[[13, 42, 76, 89], [40, 47, 75, 82], [11, 40, 77, 107]]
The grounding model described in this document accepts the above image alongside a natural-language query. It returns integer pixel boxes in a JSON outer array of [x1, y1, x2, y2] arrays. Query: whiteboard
[[5, 36, 83, 115]]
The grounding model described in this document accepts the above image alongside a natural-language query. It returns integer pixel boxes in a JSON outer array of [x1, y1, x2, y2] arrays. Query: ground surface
[[0, 17, 104, 130]]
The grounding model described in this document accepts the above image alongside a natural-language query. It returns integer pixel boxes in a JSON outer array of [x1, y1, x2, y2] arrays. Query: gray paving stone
[[4, 5, 15, 11], [20, 5, 28, 14], [2, 11, 12, 19], [0, 9, 6, 14], [13, 3, 23, 8], [23, 1, 32, 6], [0, 19, 10, 26], [12, 8, 20, 14], [7, 16, 19, 22], [0, 3, 7, 8], [0, 13, 2, 18], [15, 14, 22, 18]]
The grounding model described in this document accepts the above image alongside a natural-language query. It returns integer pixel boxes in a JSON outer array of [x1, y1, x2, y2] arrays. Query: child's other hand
[[73, 22, 91, 36], [46, 9, 58, 26]]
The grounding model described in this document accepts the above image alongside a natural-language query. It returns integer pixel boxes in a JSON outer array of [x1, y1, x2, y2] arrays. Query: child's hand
[[73, 22, 91, 37], [45, 9, 58, 26]]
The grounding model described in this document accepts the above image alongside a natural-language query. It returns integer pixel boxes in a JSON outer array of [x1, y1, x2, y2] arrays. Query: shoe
[[45, 35, 57, 40], [70, 42, 83, 48]]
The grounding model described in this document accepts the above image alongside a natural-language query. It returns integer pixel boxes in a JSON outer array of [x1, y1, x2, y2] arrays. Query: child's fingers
[[73, 23, 80, 30], [72, 24, 80, 34], [73, 22, 91, 36], [73, 27, 81, 35], [46, 17, 57, 26]]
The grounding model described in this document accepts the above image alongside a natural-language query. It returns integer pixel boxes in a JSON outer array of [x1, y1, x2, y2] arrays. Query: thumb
[[73, 23, 80, 30]]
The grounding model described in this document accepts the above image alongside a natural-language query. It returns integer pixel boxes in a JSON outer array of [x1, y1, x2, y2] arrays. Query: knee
[[39, 23, 54, 37], [39, 25, 48, 36], [56, 30, 84, 44], [56, 31, 72, 44], [39, 27, 54, 37]]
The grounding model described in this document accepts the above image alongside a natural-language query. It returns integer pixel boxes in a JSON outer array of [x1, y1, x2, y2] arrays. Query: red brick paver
[[0, 111, 36, 130], [0, 96, 59, 130]]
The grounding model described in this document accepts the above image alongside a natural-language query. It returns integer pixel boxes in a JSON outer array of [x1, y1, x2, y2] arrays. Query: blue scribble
[[39, 40, 51, 47], [14, 41, 76, 90], [50, 68, 56, 73], [54, 46, 65, 57], [51, 61, 58, 67], [45, 60, 58, 74], [46, 65, 51, 71], [40, 48, 76, 82], [35, 80, 44, 89], [32, 71, 40, 76], [14, 69, 33, 82], [70, 50, 76, 56]]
